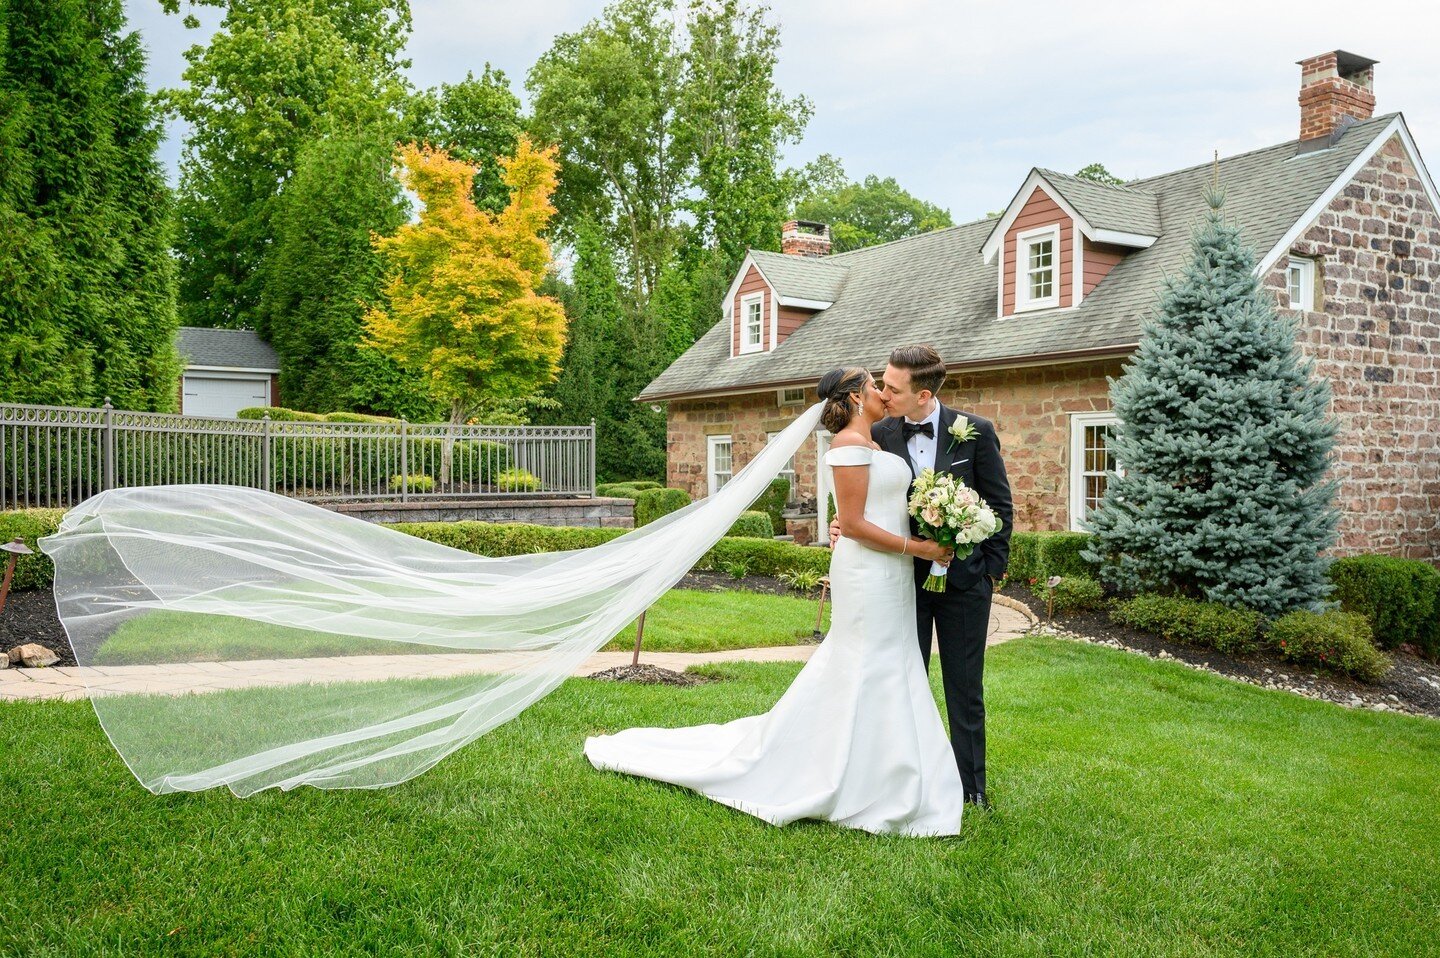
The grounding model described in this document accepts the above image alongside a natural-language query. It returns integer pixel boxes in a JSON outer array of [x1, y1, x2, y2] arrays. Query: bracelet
[[900, 536, 909, 556]]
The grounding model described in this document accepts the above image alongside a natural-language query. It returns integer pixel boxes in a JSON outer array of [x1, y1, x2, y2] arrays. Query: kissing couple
[[587, 344, 1013, 836]]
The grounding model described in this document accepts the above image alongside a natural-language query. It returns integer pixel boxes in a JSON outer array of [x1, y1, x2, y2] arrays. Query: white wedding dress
[[584, 445, 966, 837]]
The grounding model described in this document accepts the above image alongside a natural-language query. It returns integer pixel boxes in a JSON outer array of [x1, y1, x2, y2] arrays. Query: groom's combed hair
[[889, 344, 946, 397]]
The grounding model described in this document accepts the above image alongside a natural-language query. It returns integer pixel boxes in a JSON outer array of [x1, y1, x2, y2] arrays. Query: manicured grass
[[93, 588, 829, 664], [2, 635, 1436, 956]]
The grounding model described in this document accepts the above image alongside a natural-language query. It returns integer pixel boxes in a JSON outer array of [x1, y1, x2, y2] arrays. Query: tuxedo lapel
[[934, 404, 957, 475], [877, 417, 914, 477]]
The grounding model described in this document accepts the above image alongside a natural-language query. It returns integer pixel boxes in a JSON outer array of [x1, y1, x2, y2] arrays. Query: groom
[[830, 344, 1013, 809]]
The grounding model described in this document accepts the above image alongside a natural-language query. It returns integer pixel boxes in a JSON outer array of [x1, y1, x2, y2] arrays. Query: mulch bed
[[1, 588, 75, 668], [586, 663, 718, 686], [1004, 583, 1440, 720]]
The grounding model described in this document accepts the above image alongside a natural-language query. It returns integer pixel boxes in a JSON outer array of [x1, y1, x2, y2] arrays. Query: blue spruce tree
[[1081, 188, 1341, 617]]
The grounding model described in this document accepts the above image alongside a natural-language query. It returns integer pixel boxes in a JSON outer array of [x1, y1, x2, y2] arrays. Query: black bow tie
[[902, 420, 934, 441]]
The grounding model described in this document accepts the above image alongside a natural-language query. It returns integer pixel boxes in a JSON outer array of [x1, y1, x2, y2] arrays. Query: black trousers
[[915, 575, 991, 798]]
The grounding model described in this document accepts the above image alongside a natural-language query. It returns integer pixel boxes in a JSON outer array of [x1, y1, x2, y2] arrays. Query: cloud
[[124, 0, 1439, 221]]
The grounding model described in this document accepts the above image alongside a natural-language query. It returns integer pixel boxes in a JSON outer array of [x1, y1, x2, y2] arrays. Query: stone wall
[[328, 497, 634, 528], [1261, 132, 1440, 561], [666, 359, 1121, 541]]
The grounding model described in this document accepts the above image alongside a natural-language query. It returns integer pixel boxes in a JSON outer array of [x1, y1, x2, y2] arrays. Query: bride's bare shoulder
[[830, 430, 881, 451]]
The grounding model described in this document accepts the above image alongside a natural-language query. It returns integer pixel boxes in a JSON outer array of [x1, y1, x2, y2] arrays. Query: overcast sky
[[124, 0, 1440, 225]]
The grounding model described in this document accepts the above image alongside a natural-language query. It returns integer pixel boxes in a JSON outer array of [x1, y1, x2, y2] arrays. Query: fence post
[[588, 417, 597, 496], [261, 413, 273, 492], [399, 419, 409, 503], [102, 398, 115, 491]]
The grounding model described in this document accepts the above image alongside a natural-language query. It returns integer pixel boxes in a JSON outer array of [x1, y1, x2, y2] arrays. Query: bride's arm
[[831, 451, 949, 561]]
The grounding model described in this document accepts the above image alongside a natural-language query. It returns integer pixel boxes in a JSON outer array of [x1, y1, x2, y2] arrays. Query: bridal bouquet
[[907, 468, 1003, 592]]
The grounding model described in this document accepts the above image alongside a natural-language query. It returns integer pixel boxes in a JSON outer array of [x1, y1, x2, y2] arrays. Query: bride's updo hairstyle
[[817, 367, 869, 434]]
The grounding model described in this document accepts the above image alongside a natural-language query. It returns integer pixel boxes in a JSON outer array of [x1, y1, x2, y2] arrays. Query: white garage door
[[183, 375, 270, 419]]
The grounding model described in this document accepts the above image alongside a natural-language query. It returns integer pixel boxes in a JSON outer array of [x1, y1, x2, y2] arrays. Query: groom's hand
[[828, 517, 841, 548]]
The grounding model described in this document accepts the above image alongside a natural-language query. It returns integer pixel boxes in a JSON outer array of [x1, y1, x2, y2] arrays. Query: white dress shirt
[[903, 402, 942, 477]]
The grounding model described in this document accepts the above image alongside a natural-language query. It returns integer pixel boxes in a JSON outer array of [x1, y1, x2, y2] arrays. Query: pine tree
[[0, 0, 179, 409], [1081, 189, 1341, 617], [259, 129, 439, 419], [542, 223, 666, 482]]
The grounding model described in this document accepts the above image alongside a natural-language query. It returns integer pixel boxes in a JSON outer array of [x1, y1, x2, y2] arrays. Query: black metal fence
[[0, 401, 596, 510]]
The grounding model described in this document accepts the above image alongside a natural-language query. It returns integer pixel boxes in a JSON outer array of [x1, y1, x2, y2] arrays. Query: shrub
[[323, 411, 399, 424], [696, 538, 830, 578], [595, 481, 661, 498], [1039, 576, 1105, 614], [1111, 593, 1265, 655], [1005, 531, 1098, 586], [727, 511, 774, 539], [495, 468, 542, 492], [388, 474, 434, 494], [1327, 555, 1440, 653], [753, 478, 790, 535], [634, 488, 690, 527], [237, 406, 325, 422], [390, 521, 624, 557], [1269, 610, 1391, 682], [0, 509, 63, 591]]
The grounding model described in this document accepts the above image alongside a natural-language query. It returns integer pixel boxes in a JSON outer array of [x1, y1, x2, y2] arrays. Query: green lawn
[[2, 635, 1436, 956], [92, 587, 829, 664]]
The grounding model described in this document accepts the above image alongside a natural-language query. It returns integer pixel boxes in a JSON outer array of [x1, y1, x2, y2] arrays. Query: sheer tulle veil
[[39, 403, 824, 796]]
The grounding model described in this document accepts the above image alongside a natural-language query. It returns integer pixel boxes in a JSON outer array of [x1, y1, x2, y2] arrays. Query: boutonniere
[[946, 415, 977, 453]]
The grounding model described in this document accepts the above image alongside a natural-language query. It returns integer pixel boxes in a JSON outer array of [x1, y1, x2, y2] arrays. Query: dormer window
[[1016, 225, 1060, 311], [740, 292, 764, 353]]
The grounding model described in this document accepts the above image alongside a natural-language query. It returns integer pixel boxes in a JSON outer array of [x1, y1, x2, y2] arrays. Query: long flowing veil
[[39, 403, 825, 797]]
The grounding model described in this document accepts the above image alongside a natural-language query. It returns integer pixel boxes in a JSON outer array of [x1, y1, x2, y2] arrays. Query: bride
[[584, 367, 966, 836]]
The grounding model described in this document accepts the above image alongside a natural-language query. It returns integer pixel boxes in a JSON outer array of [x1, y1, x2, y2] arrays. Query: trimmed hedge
[[390, 521, 830, 577], [595, 481, 661, 497], [634, 488, 691, 527], [0, 509, 64, 591], [727, 511, 775, 539], [391, 521, 625, 557], [696, 537, 830, 578], [1328, 555, 1440, 656], [1111, 593, 1266, 655], [1005, 531, 1099, 586], [1269, 609, 1391, 682], [1039, 576, 1105, 614]]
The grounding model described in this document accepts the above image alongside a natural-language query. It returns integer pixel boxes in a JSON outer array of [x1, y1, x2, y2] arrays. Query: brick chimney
[[781, 220, 832, 257], [1298, 50, 1377, 143]]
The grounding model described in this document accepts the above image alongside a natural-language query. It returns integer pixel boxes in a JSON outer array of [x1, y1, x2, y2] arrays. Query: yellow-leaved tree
[[364, 137, 568, 433]]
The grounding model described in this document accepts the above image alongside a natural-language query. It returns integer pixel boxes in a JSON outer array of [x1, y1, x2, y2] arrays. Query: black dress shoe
[[964, 792, 991, 811]]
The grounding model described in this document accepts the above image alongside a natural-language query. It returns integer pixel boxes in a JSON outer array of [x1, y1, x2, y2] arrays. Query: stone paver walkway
[[0, 603, 1033, 702]]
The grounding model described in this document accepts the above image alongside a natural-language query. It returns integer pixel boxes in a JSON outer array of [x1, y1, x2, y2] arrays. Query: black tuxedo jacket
[[872, 405, 1013, 593]]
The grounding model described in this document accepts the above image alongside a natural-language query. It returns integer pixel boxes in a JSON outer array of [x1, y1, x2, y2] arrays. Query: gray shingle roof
[[641, 114, 1400, 401], [1035, 169, 1163, 236], [175, 327, 280, 371], [749, 249, 850, 302]]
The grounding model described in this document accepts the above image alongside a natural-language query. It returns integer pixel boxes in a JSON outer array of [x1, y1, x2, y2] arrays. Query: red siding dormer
[[730, 263, 774, 356], [1002, 187, 1074, 316]]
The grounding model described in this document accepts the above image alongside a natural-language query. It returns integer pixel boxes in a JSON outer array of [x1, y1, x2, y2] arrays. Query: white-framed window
[[777, 387, 806, 406], [707, 435, 733, 495], [739, 293, 764, 353], [1286, 257, 1316, 311], [766, 431, 798, 501], [1016, 225, 1060, 312], [1069, 412, 1122, 531]]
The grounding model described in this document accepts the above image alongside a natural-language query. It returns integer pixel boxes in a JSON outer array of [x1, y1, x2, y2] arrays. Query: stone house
[[638, 51, 1440, 562]]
